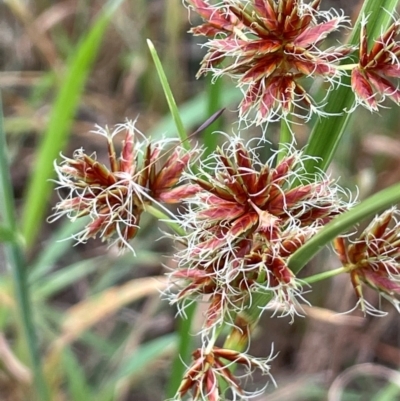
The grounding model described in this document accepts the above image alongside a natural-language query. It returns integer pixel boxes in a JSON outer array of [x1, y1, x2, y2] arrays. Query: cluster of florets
[[49, 121, 198, 251], [170, 344, 276, 401], [351, 17, 400, 110], [166, 137, 351, 330], [335, 208, 400, 316], [187, 0, 400, 123], [187, 0, 352, 123]]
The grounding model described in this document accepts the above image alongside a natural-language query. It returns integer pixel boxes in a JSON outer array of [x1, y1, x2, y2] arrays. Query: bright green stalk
[[303, 267, 347, 284], [0, 224, 18, 243], [289, 182, 400, 275], [0, 95, 49, 401], [165, 302, 196, 398], [278, 118, 292, 162]]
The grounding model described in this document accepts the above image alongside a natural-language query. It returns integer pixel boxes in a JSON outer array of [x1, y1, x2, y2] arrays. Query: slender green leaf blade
[[114, 334, 176, 381], [29, 218, 88, 282], [149, 86, 241, 139], [289, 182, 400, 274], [62, 347, 93, 401], [32, 258, 99, 299], [0, 94, 50, 400], [147, 39, 190, 150]]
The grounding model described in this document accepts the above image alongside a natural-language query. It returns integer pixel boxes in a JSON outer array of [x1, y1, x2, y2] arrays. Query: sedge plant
[[2, 0, 400, 400], [51, 0, 400, 399]]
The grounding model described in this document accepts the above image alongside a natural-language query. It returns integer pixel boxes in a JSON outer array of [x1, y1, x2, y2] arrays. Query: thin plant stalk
[[278, 118, 292, 162], [202, 76, 223, 159], [148, 40, 197, 396], [0, 94, 49, 401]]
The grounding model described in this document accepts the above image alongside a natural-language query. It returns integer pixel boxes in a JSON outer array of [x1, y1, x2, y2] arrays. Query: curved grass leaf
[[114, 333, 176, 381], [289, 182, 400, 274], [147, 39, 189, 150]]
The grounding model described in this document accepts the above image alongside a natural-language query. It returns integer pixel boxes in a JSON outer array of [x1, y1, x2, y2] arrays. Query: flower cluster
[[50, 121, 197, 250], [334, 208, 400, 316], [352, 18, 400, 111], [168, 137, 351, 330], [172, 345, 275, 401], [47, 2, 400, 400], [187, 0, 352, 123]]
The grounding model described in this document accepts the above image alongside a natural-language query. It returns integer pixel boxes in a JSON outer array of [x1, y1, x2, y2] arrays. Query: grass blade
[[114, 333, 176, 381], [29, 218, 88, 282], [32, 258, 99, 300], [149, 85, 241, 139], [289, 182, 400, 274], [147, 39, 190, 150], [62, 347, 92, 401]]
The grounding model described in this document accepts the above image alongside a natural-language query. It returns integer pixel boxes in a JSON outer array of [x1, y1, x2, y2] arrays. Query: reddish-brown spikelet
[[352, 19, 400, 110], [168, 139, 349, 327], [189, 142, 343, 252], [51, 122, 196, 249], [187, 0, 352, 122], [334, 208, 400, 314], [174, 345, 273, 400]]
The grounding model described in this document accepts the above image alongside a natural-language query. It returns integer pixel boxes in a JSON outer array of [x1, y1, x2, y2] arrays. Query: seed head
[[49, 121, 197, 251], [187, 0, 352, 124], [167, 136, 352, 328], [170, 344, 275, 401], [352, 16, 400, 111], [334, 208, 400, 316]]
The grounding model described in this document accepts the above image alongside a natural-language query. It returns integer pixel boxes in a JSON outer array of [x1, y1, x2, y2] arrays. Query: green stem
[[303, 267, 347, 284], [144, 206, 195, 398], [0, 94, 49, 400], [165, 302, 196, 398], [203, 77, 223, 159], [278, 118, 292, 162], [145, 204, 186, 237]]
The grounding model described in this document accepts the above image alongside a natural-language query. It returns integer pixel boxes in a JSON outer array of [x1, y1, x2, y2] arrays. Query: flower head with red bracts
[[187, 0, 352, 123], [166, 136, 352, 328], [183, 137, 348, 255], [334, 208, 400, 316], [49, 121, 198, 251], [351, 16, 400, 111], [169, 227, 312, 330], [170, 344, 275, 401]]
